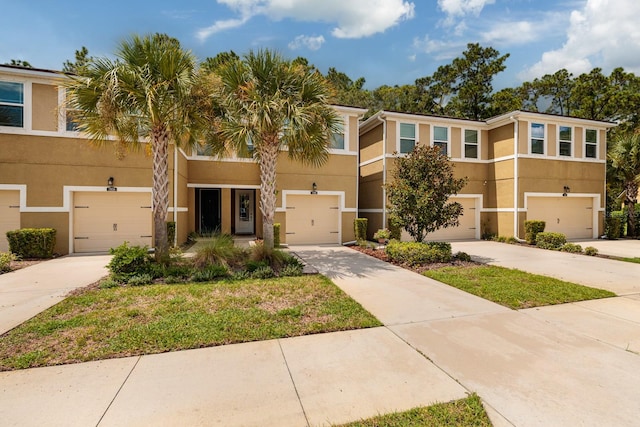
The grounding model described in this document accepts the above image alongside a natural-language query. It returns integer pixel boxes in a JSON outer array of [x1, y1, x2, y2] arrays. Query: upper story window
[[0, 81, 24, 127], [559, 126, 572, 157], [433, 126, 448, 156], [330, 119, 345, 150], [399, 122, 416, 153], [530, 123, 545, 155], [464, 129, 478, 159], [585, 129, 598, 158]]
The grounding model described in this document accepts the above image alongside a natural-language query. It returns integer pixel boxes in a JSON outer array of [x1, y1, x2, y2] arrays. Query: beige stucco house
[[359, 110, 615, 241], [0, 64, 366, 254]]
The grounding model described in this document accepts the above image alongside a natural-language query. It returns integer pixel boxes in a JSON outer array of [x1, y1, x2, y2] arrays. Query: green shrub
[[193, 234, 245, 269], [385, 240, 452, 266], [0, 251, 17, 273], [166, 221, 176, 247], [190, 265, 229, 282], [454, 251, 472, 262], [388, 216, 402, 240], [354, 218, 368, 241], [231, 270, 251, 281], [605, 216, 622, 239], [585, 246, 599, 256], [127, 273, 154, 286], [535, 232, 567, 250], [251, 265, 275, 279], [373, 228, 391, 241], [560, 243, 583, 253], [99, 278, 120, 289], [6, 228, 56, 258], [492, 235, 507, 243], [245, 259, 269, 272], [107, 242, 152, 281], [279, 263, 303, 277], [524, 220, 546, 245], [249, 243, 288, 270], [274, 223, 281, 248]]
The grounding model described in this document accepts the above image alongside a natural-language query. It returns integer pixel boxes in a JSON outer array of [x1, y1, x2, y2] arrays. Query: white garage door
[[417, 197, 478, 241], [286, 195, 340, 245], [73, 192, 152, 253], [0, 190, 20, 252], [527, 197, 593, 239]]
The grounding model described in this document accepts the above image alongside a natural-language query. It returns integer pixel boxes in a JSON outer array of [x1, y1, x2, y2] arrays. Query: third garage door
[[0, 190, 20, 252], [73, 192, 152, 253], [419, 197, 478, 241], [286, 195, 340, 245], [527, 197, 593, 239]]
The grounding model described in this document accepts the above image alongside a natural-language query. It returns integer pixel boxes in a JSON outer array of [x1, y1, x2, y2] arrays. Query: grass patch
[[334, 393, 491, 427], [424, 265, 615, 309], [613, 257, 640, 264], [0, 276, 380, 371]]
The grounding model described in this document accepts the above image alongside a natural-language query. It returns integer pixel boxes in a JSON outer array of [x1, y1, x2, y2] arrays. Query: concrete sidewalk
[[0, 255, 110, 334]]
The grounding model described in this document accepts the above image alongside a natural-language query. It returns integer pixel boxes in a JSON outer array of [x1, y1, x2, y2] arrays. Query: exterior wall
[[489, 123, 514, 159], [32, 83, 58, 132]]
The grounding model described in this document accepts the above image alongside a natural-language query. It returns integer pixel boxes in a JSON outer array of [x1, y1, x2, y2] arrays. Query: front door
[[235, 190, 255, 234], [198, 189, 221, 234]]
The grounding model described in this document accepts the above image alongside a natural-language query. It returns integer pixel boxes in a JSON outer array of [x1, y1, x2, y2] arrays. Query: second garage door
[[286, 195, 340, 245], [527, 197, 593, 239], [404, 197, 477, 241], [0, 190, 20, 252], [73, 192, 152, 253]]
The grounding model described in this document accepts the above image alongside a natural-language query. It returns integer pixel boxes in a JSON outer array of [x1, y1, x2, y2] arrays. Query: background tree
[[5, 59, 32, 68], [62, 46, 92, 75], [201, 50, 240, 73], [608, 131, 640, 237], [66, 33, 216, 262], [213, 49, 340, 249], [386, 145, 467, 242]]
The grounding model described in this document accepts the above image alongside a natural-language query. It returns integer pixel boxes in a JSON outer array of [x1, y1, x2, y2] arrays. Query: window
[[0, 81, 24, 127], [330, 119, 345, 149], [434, 126, 448, 156], [66, 110, 80, 131], [585, 129, 597, 158], [464, 129, 478, 159], [531, 123, 544, 154], [559, 126, 572, 156], [399, 123, 416, 153]]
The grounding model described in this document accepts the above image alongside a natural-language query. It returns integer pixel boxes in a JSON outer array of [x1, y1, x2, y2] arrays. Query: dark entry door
[[198, 188, 221, 234]]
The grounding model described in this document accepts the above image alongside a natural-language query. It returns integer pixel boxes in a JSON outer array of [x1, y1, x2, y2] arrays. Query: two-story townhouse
[[358, 110, 615, 241], [0, 64, 366, 254]]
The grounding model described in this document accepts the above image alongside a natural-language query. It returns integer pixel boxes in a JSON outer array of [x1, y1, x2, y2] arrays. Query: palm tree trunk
[[259, 141, 278, 249], [152, 126, 170, 263]]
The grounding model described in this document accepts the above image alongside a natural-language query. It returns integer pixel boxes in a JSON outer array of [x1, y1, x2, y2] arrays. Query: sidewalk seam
[[277, 339, 310, 427], [95, 356, 142, 427]]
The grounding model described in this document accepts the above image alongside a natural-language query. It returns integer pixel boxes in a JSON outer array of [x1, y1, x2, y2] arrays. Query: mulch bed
[[350, 245, 476, 274]]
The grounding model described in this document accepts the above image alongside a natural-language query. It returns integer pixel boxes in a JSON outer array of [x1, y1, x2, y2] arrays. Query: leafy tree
[[324, 67, 372, 109], [65, 33, 218, 262], [6, 59, 32, 68], [608, 132, 640, 237], [386, 145, 467, 242], [535, 69, 574, 115], [62, 47, 92, 75], [201, 50, 240, 73], [212, 49, 340, 249], [371, 84, 420, 114]]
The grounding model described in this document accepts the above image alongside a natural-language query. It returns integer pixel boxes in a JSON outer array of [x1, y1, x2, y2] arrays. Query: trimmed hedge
[[605, 216, 622, 239], [107, 242, 152, 282], [388, 216, 402, 241], [524, 220, 545, 245], [6, 228, 56, 258], [0, 252, 16, 273], [535, 232, 566, 250], [354, 218, 368, 241], [385, 240, 452, 266], [560, 242, 583, 253]]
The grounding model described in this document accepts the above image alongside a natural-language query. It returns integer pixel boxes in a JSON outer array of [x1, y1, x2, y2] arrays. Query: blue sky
[[2, 0, 639, 90]]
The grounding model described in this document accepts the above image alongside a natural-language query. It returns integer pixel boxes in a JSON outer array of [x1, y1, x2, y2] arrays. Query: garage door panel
[[286, 195, 340, 245], [527, 197, 593, 239], [0, 191, 20, 252], [410, 198, 477, 241], [74, 192, 152, 253]]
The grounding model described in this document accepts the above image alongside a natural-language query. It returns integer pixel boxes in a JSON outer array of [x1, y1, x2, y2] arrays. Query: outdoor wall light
[[108, 177, 114, 187], [311, 182, 318, 194], [563, 185, 570, 197]]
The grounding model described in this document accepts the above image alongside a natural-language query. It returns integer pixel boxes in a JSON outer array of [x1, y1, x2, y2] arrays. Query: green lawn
[[0, 276, 381, 371], [424, 265, 615, 309], [335, 393, 491, 427], [614, 257, 640, 264]]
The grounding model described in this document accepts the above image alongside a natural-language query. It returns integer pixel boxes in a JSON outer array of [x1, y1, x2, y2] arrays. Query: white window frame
[[398, 122, 417, 154], [463, 128, 480, 159], [529, 122, 545, 155], [329, 115, 347, 151], [432, 125, 450, 157], [0, 79, 26, 129], [584, 128, 598, 159], [558, 125, 573, 157]]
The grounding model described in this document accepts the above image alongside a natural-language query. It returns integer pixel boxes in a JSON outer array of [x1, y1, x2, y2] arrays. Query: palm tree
[[608, 131, 640, 237], [212, 49, 340, 249], [66, 33, 216, 262]]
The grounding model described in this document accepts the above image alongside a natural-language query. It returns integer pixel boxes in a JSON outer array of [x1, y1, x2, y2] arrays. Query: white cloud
[[412, 35, 464, 61], [288, 35, 325, 51], [438, 0, 495, 26], [197, 17, 249, 41], [198, 0, 415, 41], [481, 21, 537, 45], [520, 0, 640, 80]]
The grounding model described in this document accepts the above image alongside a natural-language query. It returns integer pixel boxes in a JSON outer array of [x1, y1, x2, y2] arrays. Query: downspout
[[510, 116, 520, 239], [173, 143, 178, 247], [378, 114, 388, 229]]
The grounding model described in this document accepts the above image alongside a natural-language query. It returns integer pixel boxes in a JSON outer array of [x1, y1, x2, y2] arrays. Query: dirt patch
[[350, 245, 477, 273], [6, 259, 46, 272]]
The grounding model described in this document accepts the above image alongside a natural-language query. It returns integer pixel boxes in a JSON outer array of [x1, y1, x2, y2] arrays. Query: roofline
[[331, 105, 369, 116], [486, 110, 617, 128], [0, 64, 66, 80]]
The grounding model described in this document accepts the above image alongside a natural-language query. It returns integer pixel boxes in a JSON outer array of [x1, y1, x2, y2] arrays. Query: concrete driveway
[[571, 238, 640, 258]]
